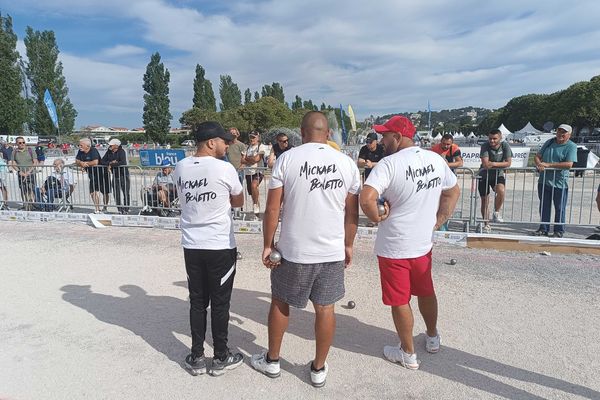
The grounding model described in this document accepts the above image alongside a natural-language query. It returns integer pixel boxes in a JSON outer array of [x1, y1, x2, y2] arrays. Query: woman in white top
[[242, 131, 265, 217]]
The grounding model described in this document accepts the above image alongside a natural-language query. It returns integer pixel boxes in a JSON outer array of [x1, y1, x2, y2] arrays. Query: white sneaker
[[482, 224, 492, 234], [310, 361, 328, 387], [250, 351, 281, 378], [492, 212, 503, 223], [383, 344, 419, 370], [425, 332, 440, 353], [253, 203, 260, 215]]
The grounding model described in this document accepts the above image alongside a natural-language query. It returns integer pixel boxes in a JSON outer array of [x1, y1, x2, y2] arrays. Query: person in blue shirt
[[532, 124, 578, 238]]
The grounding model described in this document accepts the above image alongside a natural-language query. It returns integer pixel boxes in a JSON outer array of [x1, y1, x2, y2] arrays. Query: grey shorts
[[271, 259, 345, 308]]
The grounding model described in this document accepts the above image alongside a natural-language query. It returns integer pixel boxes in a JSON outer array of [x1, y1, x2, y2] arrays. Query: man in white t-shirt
[[173, 121, 245, 377], [359, 115, 460, 370], [250, 111, 360, 388]]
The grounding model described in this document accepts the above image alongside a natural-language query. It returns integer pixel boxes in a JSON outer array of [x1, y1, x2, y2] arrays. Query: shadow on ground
[[59, 283, 599, 399]]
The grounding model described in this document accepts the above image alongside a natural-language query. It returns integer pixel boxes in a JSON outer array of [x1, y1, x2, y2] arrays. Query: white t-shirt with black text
[[365, 147, 457, 259], [270, 142, 361, 263], [174, 156, 243, 250]]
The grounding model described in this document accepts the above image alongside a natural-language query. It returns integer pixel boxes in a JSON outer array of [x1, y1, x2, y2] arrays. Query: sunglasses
[[278, 139, 288, 144], [17, 141, 25, 144]]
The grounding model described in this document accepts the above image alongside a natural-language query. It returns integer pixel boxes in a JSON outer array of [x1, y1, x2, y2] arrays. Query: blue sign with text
[[139, 149, 186, 166]]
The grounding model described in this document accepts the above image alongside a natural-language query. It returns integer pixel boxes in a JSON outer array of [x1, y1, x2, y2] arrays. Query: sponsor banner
[[234, 220, 262, 233], [460, 147, 530, 169], [433, 231, 468, 247], [139, 149, 186, 167], [357, 226, 378, 239]]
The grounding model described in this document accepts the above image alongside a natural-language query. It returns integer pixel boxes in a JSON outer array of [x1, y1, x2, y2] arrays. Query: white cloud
[[6, 0, 600, 127], [100, 45, 146, 58]]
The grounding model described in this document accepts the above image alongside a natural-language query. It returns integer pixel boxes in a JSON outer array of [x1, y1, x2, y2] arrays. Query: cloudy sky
[[2, 0, 600, 129]]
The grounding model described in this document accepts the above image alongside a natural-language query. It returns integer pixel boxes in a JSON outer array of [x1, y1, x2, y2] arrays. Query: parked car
[[181, 140, 195, 147]]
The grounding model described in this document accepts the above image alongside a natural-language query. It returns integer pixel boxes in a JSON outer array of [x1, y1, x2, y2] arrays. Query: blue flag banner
[[44, 89, 59, 129]]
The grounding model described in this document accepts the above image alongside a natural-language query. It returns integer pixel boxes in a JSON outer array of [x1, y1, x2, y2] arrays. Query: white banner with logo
[[459, 147, 530, 169]]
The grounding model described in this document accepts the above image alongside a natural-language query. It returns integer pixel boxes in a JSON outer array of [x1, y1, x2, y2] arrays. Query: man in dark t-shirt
[[267, 132, 294, 168], [358, 132, 385, 180], [478, 129, 512, 232], [76, 138, 109, 213]]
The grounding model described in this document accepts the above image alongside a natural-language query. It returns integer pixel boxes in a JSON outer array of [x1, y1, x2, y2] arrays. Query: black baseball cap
[[366, 132, 378, 142], [193, 121, 234, 142]]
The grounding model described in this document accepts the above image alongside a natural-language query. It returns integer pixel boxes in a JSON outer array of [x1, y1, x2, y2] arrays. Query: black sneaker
[[531, 229, 548, 237], [552, 231, 564, 238], [184, 353, 207, 376], [210, 351, 244, 376]]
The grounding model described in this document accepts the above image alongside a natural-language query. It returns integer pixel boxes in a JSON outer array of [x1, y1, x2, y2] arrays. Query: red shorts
[[377, 251, 435, 306]]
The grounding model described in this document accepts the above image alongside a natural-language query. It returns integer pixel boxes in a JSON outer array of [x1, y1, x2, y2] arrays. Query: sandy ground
[[1, 220, 599, 400]]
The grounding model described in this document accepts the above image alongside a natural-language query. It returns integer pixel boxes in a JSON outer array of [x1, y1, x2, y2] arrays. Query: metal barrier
[[2, 161, 599, 235], [471, 167, 600, 231]]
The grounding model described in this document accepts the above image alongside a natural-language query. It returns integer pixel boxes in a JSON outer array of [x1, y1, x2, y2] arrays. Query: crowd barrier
[[1, 162, 599, 232]]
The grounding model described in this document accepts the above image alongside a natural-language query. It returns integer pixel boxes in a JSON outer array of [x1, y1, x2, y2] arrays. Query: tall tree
[[244, 88, 252, 104], [270, 82, 285, 104], [291, 95, 302, 110], [303, 99, 314, 110], [219, 74, 241, 111], [24, 26, 77, 135], [142, 52, 172, 143], [254, 91, 260, 101], [192, 64, 216, 111], [320, 102, 326, 111], [0, 13, 27, 134]]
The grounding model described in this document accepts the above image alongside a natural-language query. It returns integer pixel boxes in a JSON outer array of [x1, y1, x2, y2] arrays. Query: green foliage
[[291, 95, 302, 110], [320, 102, 326, 111], [142, 52, 172, 143], [261, 82, 285, 104], [0, 13, 27, 134], [477, 75, 600, 134], [24, 26, 77, 134], [254, 91, 260, 101], [192, 64, 216, 112], [219, 75, 242, 111], [244, 88, 252, 104]]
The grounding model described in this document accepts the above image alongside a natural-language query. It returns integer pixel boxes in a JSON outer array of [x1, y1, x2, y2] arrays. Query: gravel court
[[0, 221, 599, 400]]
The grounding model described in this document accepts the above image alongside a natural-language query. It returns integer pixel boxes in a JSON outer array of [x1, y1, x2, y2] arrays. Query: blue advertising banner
[[44, 89, 59, 129], [139, 149, 186, 166]]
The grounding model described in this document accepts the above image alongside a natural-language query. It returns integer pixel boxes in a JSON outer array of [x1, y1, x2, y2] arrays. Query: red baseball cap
[[373, 115, 416, 139]]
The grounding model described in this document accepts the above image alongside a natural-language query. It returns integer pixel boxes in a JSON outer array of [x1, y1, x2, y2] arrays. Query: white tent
[[468, 132, 476, 138], [515, 122, 543, 135], [498, 124, 512, 136]]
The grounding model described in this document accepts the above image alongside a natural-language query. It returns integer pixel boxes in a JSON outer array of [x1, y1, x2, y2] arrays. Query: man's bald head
[[301, 111, 329, 143]]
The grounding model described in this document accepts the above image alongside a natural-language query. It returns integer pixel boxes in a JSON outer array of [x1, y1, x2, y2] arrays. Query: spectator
[[35, 142, 46, 163], [267, 132, 293, 168], [1, 138, 13, 161], [360, 115, 460, 370], [0, 154, 8, 209], [102, 138, 130, 215], [173, 121, 245, 376], [41, 158, 75, 211], [532, 124, 577, 238], [225, 127, 247, 184], [76, 138, 110, 214], [152, 159, 177, 209], [251, 111, 360, 388], [430, 133, 463, 172], [9, 136, 39, 211], [242, 131, 265, 218], [357, 132, 385, 180], [61, 142, 69, 155], [478, 129, 512, 233]]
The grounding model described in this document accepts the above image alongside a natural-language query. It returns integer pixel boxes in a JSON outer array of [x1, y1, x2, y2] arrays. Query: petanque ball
[[450, 259, 457, 265], [269, 249, 282, 263], [347, 300, 356, 309]]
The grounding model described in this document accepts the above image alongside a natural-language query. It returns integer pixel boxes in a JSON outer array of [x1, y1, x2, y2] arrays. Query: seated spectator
[[152, 159, 177, 208], [0, 156, 8, 209], [41, 158, 75, 211]]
